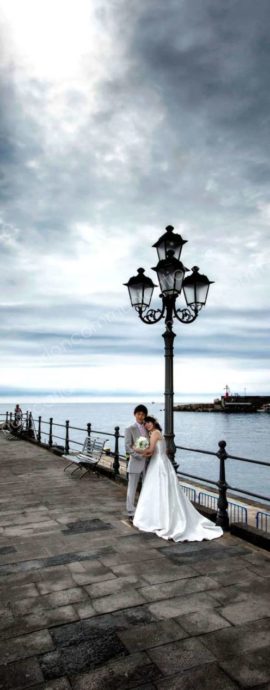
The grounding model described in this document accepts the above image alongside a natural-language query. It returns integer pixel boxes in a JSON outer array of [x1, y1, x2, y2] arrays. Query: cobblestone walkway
[[0, 435, 269, 689]]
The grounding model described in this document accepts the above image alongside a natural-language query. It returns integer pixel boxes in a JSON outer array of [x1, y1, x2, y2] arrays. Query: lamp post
[[124, 225, 213, 469]]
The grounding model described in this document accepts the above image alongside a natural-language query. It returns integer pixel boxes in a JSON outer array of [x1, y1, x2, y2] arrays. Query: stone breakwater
[[174, 395, 270, 412], [174, 403, 221, 412]]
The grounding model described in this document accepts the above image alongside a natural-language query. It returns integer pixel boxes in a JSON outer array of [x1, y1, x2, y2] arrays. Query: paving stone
[[92, 588, 146, 614], [44, 587, 88, 608], [75, 602, 97, 619], [27, 605, 80, 629], [122, 686, 155, 690], [158, 540, 222, 556], [31, 679, 72, 690], [156, 662, 239, 689], [39, 634, 128, 680], [49, 620, 85, 648], [247, 562, 270, 578], [118, 618, 187, 652], [0, 629, 53, 663], [115, 534, 159, 548], [100, 548, 166, 567], [220, 645, 270, 686], [0, 559, 46, 576], [11, 597, 49, 617], [209, 584, 250, 606], [138, 575, 219, 602], [0, 550, 113, 577], [86, 574, 145, 598], [78, 559, 116, 575], [38, 651, 63, 681], [111, 605, 159, 630], [12, 593, 75, 619], [69, 651, 161, 689], [148, 591, 217, 620], [2, 582, 40, 602], [161, 544, 252, 566], [111, 560, 197, 584], [62, 518, 113, 534], [209, 568, 265, 587], [240, 553, 270, 567], [43, 551, 106, 567], [220, 597, 270, 624], [0, 608, 14, 633], [148, 637, 215, 675], [125, 686, 155, 690], [70, 570, 116, 585], [66, 562, 85, 574], [199, 617, 270, 660], [0, 545, 16, 555], [191, 555, 250, 575], [177, 609, 231, 635], [36, 567, 76, 595], [50, 615, 126, 649], [0, 656, 43, 689]]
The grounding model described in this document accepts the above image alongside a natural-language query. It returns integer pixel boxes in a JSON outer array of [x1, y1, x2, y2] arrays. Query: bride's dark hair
[[144, 415, 162, 431]]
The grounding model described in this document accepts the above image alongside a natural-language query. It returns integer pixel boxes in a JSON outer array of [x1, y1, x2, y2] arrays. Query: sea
[[0, 401, 269, 505]]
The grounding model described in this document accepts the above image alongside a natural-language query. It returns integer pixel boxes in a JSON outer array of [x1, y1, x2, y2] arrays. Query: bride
[[133, 416, 223, 542]]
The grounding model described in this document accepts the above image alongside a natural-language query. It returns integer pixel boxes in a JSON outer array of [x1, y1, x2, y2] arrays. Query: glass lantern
[[152, 250, 187, 296], [124, 268, 156, 310], [182, 266, 214, 310], [152, 225, 187, 261]]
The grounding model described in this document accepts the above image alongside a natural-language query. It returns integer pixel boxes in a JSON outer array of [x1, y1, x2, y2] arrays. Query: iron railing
[[0, 411, 125, 477], [256, 511, 270, 532], [198, 491, 248, 524], [1, 413, 269, 531], [175, 439, 270, 530]]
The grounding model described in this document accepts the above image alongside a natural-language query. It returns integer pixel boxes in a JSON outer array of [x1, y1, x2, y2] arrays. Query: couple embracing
[[125, 404, 223, 543]]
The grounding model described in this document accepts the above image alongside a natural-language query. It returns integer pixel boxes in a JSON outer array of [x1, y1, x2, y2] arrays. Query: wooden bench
[[63, 436, 109, 478]]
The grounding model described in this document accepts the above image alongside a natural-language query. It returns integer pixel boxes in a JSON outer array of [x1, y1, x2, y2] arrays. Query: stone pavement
[[0, 435, 269, 690]]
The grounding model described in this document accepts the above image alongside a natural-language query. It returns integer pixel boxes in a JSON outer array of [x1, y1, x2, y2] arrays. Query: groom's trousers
[[126, 471, 145, 516]]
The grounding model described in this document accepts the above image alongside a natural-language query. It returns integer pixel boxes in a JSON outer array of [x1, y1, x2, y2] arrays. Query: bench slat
[[63, 436, 109, 474]]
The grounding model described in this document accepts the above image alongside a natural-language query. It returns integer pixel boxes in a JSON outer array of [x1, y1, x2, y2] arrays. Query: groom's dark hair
[[134, 404, 148, 415]]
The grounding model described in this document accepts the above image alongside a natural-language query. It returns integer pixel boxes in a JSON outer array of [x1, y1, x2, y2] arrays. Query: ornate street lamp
[[124, 225, 213, 468]]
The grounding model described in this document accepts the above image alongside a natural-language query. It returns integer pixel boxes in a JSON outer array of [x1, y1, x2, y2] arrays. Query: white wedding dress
[[133, 439, 223, 542]]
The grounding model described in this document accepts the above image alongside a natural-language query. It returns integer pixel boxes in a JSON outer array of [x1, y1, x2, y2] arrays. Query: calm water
[[1, 401, 269, 504]]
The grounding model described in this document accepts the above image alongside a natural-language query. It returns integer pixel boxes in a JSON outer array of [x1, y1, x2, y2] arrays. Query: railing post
[[28, 412, 33, 438], [37, 416, 42, 444], [113, 426, 120, 477], [65, 420, 70, 454], [49, 417, 53, 447], [87, 423, 91, 439], [5, 411, 8, 425], [26, 411, 29, 431], [216, 440, 229, 530]]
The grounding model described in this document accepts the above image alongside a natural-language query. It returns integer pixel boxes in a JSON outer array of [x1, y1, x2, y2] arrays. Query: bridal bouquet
[[135, 437, 149, 450]]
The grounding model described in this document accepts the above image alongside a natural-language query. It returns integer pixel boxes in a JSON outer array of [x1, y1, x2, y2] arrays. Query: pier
[[0, 434, 270, 688]]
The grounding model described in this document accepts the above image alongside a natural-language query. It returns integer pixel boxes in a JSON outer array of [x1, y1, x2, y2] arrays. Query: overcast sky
[[0, 0, 270, 402]]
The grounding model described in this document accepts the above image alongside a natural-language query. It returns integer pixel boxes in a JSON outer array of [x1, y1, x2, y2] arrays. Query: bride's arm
[[143, 430, 161, 456]]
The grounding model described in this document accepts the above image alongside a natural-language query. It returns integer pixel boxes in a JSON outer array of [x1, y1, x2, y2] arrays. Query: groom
[[125, 404, 149, 519]]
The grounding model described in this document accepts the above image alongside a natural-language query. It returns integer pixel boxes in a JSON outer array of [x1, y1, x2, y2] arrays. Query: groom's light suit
[[125, 423, 149, 516]]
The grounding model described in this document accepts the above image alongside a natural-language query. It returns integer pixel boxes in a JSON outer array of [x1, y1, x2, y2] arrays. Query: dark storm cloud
[[131, 0, 270, 124], [117, 0, 270, 216]]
